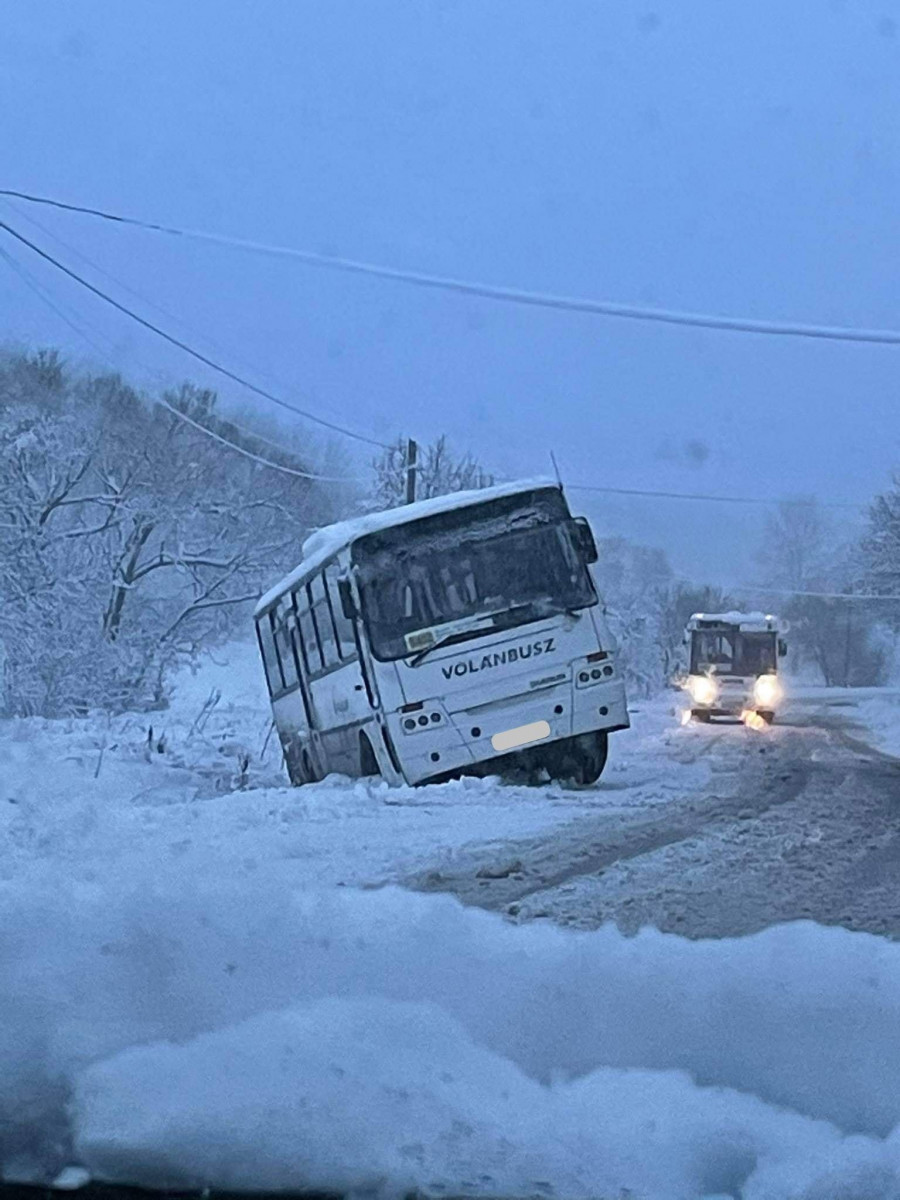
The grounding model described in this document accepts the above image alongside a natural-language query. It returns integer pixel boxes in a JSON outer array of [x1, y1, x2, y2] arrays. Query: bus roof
[[254, 476, 560, 618], [686, 611, 784, 633]]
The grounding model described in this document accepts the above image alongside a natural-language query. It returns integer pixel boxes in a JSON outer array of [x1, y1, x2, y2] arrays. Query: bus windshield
[[691, 629, 777, 676], [354, 505, 597, 662]]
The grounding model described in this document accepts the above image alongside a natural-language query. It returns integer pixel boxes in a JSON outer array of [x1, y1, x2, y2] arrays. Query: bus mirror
[[574, 517, 598, 564], [778, 639, 788, 657], [338, 577, 356, 620]]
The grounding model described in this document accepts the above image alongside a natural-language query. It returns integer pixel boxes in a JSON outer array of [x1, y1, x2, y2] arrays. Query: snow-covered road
[[4, 646, 899, 939], [408, 709, 900, 938]]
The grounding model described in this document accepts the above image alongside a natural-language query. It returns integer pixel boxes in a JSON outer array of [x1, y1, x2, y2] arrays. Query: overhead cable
[[5, 188, 900, 344], [0, 215, 392, 450], [0, 244, 361, 483], [566, 481, 862, 512]]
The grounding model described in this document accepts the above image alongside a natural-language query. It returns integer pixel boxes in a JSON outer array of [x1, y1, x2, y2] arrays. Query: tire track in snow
[[404, 719, 900, 938], [404, 728, 812, 914]]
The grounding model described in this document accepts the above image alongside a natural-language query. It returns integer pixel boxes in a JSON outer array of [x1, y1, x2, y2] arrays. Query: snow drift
[[3, 873, 900, 1199]]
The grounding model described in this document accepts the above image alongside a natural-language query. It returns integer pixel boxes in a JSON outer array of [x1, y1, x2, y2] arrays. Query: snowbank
[[4, 876, 900, 1198]]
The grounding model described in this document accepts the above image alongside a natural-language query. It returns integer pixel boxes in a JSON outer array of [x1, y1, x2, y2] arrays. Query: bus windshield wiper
[[408, 621, 497, 667], [408, 600, 579, 666], [489, 598, 579, 628]]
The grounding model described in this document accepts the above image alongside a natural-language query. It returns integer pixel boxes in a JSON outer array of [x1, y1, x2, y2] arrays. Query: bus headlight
[[754, 675, 782, 708], [687, 675, 719, 706]]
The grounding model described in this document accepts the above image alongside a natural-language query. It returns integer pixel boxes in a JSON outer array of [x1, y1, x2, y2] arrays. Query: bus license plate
[[491, 720, 551, 752]]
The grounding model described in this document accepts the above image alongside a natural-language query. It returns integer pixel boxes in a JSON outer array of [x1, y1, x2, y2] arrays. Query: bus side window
[[256, 612, 283, 694], [296, 583, 323, 674], [273, 601, 299, 690], [310, 573, 339, 668], [325, 564, 357, 659]]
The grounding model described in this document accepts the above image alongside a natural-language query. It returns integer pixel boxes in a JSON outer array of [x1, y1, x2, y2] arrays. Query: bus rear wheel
[[294, 746, 319, 786], [546, 731, 608, 787], [359, 733, 380, 778]]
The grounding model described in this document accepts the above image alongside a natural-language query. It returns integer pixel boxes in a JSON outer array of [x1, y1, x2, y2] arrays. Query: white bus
[[683, 611, 788, 723], [254, 479, 629, 787]]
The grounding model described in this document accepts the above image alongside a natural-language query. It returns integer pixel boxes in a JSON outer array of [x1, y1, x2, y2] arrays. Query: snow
[[7, 652, 900, 1196], [254, 476, 558, 615], [687, 611, 784, 631], [788, 684, 900, 761], [7, 882, 900, 1198]]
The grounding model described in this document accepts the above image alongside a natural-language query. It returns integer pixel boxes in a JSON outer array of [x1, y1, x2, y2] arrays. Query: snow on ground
[[6, 646, 900, 1197], [786, 684, 900, 760], [6, 881, 900, 1198], [0, 642, 709, 895]]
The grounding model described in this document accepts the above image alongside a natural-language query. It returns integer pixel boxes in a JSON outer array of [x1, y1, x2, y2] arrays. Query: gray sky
[[2, 0, 897, 581]]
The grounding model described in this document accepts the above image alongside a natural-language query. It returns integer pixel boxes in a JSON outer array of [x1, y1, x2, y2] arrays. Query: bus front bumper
[[390, 676, 629, 785]]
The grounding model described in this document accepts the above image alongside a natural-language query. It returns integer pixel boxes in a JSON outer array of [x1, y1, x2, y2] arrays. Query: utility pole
[[843, 600, 852, 688], [405, 438, 418, 505]]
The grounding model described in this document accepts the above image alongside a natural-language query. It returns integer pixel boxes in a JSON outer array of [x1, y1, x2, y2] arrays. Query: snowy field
[[4, 645, 900, 1199]]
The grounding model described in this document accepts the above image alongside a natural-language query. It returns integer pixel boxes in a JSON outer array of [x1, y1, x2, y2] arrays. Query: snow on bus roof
[[254, 477, 559, 617], [686, 611, 782, 630]]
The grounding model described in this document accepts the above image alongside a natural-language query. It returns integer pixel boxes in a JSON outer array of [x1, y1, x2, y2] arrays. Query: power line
[[0, 242, 361, 484], [1, 196, 332, 416], [151, 393, 358, 481], [0, 201, 872, 514], [0, 215, 392, 450], [1, 205, 381, 472], [566, 481, 863, 512], [5, 188, 900, 345], [739, 584, 900, 602], [0, 244, 115, 361]]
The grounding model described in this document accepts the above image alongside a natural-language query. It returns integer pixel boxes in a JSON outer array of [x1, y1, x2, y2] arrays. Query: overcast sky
[[2, 0, 898, 581]]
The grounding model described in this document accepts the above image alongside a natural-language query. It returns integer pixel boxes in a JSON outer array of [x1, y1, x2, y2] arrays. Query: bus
[[253, 479, 629, 787], [682, 611, 788, 723]]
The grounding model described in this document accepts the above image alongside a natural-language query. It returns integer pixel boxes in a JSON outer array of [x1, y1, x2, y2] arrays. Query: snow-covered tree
[[751, 495, 889, 685], [593, 537, 673, 697], [860, 479, 900, 613], [0, 348, 353, 716]]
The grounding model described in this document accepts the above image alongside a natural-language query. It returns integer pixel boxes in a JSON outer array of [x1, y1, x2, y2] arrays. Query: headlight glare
[[754, 675, 782, 707], [688, 675, 719, 706]]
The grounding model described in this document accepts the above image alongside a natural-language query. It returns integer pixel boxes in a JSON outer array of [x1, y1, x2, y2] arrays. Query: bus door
[[295, 571, 373, 776]]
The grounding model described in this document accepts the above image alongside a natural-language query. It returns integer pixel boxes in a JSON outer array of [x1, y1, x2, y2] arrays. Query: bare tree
[[756, 497, 836, 592], [369, 435, 494, 511]]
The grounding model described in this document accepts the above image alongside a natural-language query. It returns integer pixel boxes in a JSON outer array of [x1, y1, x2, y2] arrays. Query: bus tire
[[300, 747, 319, 786], [359, 733, 380, 778], [283, 739, 306, 787], [692, 710, 711, 723], [758, 710, 775, 725], [550, 731, 608, 788]]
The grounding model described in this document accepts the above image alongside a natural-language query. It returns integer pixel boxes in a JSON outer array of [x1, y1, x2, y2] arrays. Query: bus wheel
[[284, 741, 307, 787], [551, 731, 608, 788], [300, 748, 319, 786], [691, 710, 711, 723], [359, 733, 380, 778], [758, 710, 775, 725]]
